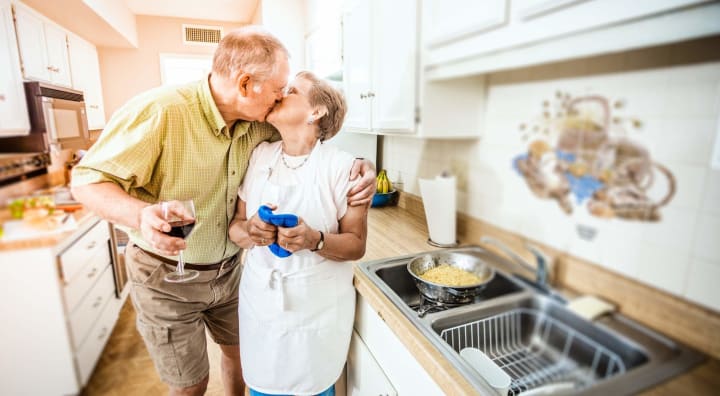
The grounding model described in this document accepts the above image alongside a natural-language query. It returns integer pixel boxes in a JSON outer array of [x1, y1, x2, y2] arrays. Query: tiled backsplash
[[382, 37, 720, 312]]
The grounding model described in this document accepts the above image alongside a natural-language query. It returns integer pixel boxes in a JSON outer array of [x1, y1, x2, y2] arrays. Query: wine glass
[[162, 199, 199, 283]]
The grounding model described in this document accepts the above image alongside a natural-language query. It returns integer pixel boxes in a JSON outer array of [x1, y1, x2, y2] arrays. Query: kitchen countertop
[[357, 204, 720, 395], [0, 207, 99, 253], [2, 198, 716, 394]]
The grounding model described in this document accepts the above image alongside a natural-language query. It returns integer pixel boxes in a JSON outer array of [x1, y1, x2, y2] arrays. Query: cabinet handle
[[86, 267, 98, 279], [360, 93, 367, 99], [86, 241, 97, 250], [97, 327, 108, 340], [92, 296, 104, 309], [367, 91, 375, 98], [0, 94, 5, 102], [89, 104, 99, 109], [47, 65, 54, 71], [53, 66, 60, 72]]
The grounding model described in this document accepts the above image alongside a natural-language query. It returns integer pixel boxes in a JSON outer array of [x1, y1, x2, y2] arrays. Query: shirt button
[[231, 170, 236, 175], [229, 197, 234, 203], [217, 222, 222, 227]]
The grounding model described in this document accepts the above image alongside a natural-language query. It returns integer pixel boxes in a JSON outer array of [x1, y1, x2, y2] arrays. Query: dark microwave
[[0, 81, 89, 153]]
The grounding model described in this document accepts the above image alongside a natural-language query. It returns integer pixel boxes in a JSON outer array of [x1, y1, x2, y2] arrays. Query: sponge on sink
[[567, 295, 616, 321]]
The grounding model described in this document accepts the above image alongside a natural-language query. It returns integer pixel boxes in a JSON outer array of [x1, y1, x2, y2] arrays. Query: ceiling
[[124, 0, 260, 23]]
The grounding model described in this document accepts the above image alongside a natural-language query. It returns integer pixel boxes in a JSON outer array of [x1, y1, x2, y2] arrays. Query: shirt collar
[[199, 75, 251, 139]]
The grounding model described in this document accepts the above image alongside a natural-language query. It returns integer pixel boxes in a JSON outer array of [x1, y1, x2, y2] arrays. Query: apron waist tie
[[269, 269, 287, 311]]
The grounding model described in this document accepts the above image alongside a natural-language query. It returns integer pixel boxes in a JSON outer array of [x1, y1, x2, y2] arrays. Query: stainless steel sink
[[357, 246, 705, 395]]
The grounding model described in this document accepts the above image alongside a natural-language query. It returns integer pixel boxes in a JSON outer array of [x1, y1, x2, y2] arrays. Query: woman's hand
[[246, 204, 278, 246], [347, 158, 376, 207], [277, 218, 318, 252]]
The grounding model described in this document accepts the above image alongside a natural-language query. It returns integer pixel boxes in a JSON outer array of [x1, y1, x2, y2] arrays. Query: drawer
[[63, 249, 110, 311], [75, 293, 119, 386], [60, 221, 110, 282], [68, 265, 115, 349]]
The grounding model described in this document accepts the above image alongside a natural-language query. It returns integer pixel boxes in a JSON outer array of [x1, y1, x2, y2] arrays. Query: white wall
[[260, 0, 306, 75], [382, 38, 720, 312]]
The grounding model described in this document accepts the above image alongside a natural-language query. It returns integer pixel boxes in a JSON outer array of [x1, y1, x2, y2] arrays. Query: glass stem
[[177, 251, 185, 275]]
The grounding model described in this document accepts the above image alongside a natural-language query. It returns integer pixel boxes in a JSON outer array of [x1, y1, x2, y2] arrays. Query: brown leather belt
[[138, 247, 238, 271]]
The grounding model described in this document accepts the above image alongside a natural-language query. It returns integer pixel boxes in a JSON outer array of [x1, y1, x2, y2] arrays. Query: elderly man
[[71, 27, 375, 396]]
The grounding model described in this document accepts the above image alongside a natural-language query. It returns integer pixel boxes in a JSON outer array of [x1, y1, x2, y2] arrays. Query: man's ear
[[237, 73, 252, 97], [312, 105, 328, 120]]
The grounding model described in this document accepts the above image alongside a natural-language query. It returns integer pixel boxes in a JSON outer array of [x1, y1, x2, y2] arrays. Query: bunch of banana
[[376, 169, 392, 194]]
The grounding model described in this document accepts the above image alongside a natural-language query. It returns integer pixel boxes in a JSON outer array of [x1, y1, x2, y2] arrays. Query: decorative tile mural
[[513, 92, 676, 222]]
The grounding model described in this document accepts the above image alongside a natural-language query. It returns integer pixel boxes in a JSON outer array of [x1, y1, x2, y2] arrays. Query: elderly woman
[[229, 71, 369, 396]]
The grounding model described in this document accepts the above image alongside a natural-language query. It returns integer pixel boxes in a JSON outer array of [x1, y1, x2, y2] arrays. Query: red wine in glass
[[162, 200, 199, 283], [165, 219, 196, 239]]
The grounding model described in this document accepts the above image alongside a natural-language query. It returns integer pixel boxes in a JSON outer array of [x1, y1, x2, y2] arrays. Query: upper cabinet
[[424, 0, 720, 79], [342, 0, 417, 134], [68, 34, 106, 130], [13, 2, 71, 87], [341, 0, 485, 138], [0, 0, 29, 136]]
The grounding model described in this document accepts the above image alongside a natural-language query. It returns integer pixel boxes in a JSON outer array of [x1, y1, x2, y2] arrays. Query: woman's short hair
[[212, 26, 288, 83], [297, 71, 347, 141]]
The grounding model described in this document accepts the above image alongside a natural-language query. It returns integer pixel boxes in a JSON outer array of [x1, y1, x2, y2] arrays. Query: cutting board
[[1, 216, 78, 242]]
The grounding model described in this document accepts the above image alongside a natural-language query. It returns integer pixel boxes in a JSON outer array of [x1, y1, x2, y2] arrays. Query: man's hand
[[139, 203, 186, 256], [347, 158, 376, 207]]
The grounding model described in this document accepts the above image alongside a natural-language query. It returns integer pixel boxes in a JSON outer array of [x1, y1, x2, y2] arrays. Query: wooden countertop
[[356, 205, 720, 395]]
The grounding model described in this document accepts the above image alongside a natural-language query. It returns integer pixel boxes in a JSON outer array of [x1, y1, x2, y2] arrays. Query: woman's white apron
[[239, 142, 355, 395]]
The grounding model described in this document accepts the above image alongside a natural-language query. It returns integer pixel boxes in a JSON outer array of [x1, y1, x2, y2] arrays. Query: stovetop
[[369, 247, 524, 317]]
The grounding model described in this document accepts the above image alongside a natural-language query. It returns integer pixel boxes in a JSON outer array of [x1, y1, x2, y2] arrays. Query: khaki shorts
[[125, 242, 242, 388]]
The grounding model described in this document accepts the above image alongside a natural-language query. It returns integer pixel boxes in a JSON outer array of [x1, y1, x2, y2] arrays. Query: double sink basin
[[357, 246, 704, 395]]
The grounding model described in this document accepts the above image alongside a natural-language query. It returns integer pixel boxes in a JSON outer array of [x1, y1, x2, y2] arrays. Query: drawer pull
[[97, 327, 108, 340], [92, 296, 103, 309], [86, 241, 97, 250], [86, 267, 98, 279]]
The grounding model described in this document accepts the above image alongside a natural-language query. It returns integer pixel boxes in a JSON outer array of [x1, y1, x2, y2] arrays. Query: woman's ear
[[312, 105, 328, 120], [237, 73, 252, 97]]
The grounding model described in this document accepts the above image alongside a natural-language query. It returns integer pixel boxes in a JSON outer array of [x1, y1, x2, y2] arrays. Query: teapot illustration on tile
[[514, 93, 675, 221]]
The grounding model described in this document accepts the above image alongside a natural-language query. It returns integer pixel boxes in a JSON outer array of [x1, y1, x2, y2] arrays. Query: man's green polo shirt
[[72, 77, 278, 263]]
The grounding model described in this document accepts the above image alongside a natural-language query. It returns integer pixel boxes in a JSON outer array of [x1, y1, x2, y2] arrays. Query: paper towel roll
[[419, 175, 457, 245]]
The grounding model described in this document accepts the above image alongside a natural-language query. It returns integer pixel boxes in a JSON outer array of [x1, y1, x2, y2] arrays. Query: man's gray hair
[[212, 26, 289, 83]]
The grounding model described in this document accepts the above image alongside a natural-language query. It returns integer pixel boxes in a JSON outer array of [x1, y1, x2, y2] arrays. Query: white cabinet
[[347, 330, 397, 396], [68, 34, 106, 130], [0, 219, 128, 395], [13, 2, 72, 87], [341, 0, 485, 138], [342, 0, 417, 134], [0, 0, 29, 136], [424, 0, 506, 47], [425, 0, 720, 79], [347, 294, 444, 395]]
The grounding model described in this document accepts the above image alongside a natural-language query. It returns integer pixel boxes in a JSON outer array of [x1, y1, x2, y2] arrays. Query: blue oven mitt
[[257, 205, 299, 258]]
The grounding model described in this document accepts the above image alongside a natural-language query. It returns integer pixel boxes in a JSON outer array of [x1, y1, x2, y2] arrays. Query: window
[[159, 53, 213, 86]]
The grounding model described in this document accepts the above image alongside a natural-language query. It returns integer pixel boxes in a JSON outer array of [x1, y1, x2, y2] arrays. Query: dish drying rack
[[440, 308, 626, 395]]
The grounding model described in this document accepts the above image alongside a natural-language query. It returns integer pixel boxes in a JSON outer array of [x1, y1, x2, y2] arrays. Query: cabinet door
[[424, 0, 506, 47], [68, 34, 105, 129], [347, 330, 397, 396], [43, 23, 71, 87], [0, 0, 29, 136], [13, 4, 50, 82], [342, 0, 372, 130], [371, 0, 416, 133]]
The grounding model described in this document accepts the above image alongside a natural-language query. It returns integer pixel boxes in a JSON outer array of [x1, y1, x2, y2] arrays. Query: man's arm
[[72, 182, 185, 255], [347, 158, 377, 207]]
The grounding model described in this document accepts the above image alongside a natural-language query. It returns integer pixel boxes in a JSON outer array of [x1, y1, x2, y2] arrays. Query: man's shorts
[[125, 242, 242, 388]]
